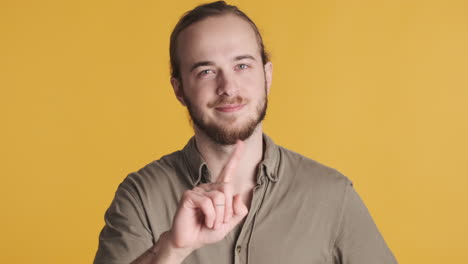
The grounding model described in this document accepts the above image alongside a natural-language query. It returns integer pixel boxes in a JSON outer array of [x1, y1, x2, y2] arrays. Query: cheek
[[185, 88, 216, 108], [242, 71, 266, 93], [184, 78, 214, 98]]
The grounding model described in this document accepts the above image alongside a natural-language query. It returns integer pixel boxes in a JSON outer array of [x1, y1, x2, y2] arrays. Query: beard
[[183, 83, 268, 146]]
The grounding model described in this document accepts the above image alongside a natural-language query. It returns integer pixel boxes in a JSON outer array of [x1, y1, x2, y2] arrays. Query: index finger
[[217, 140, 244, 183]]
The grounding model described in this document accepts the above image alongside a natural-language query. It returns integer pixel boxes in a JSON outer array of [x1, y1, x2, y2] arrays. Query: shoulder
[[118, 150, 189, 196], [277, 145, 352, 193]]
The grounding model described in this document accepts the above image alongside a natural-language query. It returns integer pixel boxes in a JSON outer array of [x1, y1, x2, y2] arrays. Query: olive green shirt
[[94, 135, 397, 264]]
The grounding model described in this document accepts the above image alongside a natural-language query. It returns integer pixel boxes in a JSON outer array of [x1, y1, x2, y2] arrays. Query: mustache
[[207, 96, 246, 108]]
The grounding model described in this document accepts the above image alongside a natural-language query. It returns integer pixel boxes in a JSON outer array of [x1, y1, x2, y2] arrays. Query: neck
[[194, 125, 264, 193]]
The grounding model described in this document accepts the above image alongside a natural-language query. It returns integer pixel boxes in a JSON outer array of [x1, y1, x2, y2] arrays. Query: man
[[94, 1, 397, 263]]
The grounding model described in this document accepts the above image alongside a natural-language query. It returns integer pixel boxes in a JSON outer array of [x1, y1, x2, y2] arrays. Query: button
[[236, 245, 242, 253]]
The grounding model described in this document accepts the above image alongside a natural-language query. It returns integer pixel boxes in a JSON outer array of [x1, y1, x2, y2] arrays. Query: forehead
[[176, 14, 260, 68]]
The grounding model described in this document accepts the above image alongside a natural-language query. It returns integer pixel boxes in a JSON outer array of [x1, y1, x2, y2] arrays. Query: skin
[[131, 14, 273, 264]]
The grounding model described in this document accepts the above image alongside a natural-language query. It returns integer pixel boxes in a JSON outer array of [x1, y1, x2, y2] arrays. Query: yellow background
[[1, 0, 467, 263]]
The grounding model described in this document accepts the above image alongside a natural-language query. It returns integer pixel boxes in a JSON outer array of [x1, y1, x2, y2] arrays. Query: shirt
[[94, 134, 397, 264]]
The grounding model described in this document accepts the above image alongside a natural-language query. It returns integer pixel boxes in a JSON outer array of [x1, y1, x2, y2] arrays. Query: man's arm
[[332, 183, 398, 263], [93, 183, 157, 264], [94, 141, 248, 264], [129, 232, 190, 264]]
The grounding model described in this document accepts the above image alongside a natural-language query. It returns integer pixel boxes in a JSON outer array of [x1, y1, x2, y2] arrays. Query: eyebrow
[[234, 54, 256, 61], [189, 54, 257, 73]]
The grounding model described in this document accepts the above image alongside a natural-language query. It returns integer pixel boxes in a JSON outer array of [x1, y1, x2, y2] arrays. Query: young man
[[94, 1, 397, 263]]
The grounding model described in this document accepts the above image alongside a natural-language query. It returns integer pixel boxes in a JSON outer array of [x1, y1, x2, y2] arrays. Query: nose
[[216, 70, 238, 97]]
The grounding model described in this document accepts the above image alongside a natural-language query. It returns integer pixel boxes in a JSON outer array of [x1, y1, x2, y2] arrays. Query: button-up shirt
[[94, 134, 397, 263]]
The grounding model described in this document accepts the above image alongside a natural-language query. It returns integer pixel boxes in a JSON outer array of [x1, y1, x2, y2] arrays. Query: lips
[[214, 104, 245, 113]]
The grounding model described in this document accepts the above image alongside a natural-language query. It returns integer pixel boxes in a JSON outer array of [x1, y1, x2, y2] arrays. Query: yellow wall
[[1, 0, 467, 263]]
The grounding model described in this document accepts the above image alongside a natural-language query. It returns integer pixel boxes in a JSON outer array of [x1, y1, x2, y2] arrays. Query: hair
[[169, 1, 270, 80]]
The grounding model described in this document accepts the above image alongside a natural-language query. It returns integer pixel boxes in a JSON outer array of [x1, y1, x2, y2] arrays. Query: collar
[[181, 134, 281, 187]]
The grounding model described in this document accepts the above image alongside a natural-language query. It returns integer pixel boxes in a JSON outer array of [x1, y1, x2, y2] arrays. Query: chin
[[209, 121, 260, 145]]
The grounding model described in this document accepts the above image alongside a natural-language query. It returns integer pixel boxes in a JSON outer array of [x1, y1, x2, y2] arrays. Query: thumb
[[225, 194, 248, 230]]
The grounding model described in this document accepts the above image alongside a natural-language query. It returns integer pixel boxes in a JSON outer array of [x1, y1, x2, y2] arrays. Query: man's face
[[172, 14, 273, 145]]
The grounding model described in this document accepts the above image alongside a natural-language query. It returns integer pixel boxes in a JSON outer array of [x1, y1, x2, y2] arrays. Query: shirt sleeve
[[94, 181, 154, 264], [332, 182, 398, 264]]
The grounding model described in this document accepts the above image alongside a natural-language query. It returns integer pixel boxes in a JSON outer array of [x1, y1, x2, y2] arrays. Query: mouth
[[214, 104, 245, 113]]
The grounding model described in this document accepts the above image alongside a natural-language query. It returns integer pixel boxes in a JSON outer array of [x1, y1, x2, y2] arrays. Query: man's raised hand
[[167, 140, 248, 254]]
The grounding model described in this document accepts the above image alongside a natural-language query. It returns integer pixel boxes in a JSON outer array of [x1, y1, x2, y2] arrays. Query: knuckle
[[222, 185, 232, 194], [212, 192, 225, 203], [215, 192, 226, 203], [182, 190, 193, 200], [192, 187, 203, 193], [201, 197, 213, 208]]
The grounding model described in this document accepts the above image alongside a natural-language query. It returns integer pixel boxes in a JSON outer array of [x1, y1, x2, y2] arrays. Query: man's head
[[170, 1, 273, 145], [170, 1, 270, 81]]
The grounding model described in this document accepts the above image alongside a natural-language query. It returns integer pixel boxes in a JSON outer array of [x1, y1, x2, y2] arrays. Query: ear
[[264, 61, 273, 95], [170, 77, 186, 106]]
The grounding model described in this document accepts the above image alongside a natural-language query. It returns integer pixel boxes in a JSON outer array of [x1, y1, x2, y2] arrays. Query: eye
[[198, 69, 214, 77], [237, 64, 249, 70]]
